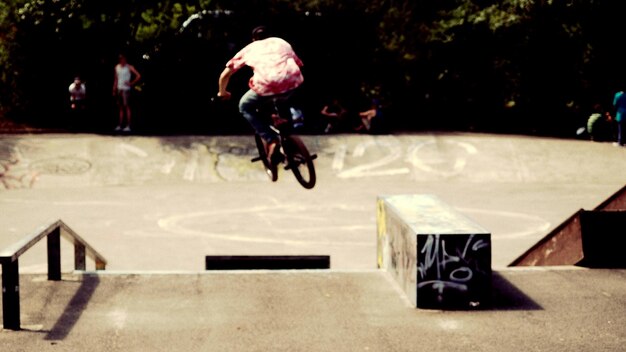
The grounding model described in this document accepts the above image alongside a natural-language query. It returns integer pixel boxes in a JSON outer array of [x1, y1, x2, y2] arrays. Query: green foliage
[[135, 2, 199, 43], [1, 0, 626, 135], [0, 1, 24, 113]]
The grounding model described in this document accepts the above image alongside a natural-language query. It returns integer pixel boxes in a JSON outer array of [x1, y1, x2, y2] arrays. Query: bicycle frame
[[251, 94, 317, 189]]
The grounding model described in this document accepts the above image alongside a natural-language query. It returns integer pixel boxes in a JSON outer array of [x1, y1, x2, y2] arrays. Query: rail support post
[[47, 227, 61, 281], [2, 259, 21, 330], [74, 243, 86, 271]]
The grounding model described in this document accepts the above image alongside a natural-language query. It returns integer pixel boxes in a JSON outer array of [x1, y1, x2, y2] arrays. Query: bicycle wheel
[[283, 135, 316, 189], [254, 134, 278, 182]]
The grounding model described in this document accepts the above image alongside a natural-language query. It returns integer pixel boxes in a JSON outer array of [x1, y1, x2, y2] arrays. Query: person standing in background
[[613, 90, 626, 147], [113, 54, 141, 133]]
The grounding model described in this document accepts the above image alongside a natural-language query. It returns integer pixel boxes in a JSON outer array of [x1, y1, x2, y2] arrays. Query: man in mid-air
[[217, 26, 304, 163]]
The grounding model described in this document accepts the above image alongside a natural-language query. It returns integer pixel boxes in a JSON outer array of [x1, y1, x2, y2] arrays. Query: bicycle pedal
[[310, 154, 317, 161], [251, 156, 263, 163]]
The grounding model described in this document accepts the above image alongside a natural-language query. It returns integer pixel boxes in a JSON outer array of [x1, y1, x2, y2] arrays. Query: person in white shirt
[[68, 76, 86, 110], [113, 54, 141, 132]]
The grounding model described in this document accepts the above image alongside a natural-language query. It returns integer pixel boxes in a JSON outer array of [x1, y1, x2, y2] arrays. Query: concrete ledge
[[377, 194, 491, 309]]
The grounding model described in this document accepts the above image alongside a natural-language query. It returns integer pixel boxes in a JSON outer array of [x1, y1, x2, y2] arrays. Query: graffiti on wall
[[330, 138, 478, 179], [0, 158, 37, 190]]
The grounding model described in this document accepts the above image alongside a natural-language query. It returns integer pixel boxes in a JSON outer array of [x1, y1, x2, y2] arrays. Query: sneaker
[[123, 126, 131, 132], [114, 125, 122, 131]]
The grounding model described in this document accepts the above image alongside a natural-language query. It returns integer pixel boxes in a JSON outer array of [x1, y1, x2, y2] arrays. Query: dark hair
[[251, 26, 270, 41]]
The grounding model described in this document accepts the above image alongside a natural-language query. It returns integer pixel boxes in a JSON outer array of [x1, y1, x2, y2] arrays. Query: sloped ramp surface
[[511, 185, 626, 267]]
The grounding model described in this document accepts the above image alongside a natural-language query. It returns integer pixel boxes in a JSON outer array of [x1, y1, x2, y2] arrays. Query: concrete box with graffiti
[[377, 194, 491, 309]]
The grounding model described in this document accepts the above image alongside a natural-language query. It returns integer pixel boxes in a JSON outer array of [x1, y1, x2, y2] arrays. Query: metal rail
[[0, 220, 107, 330]]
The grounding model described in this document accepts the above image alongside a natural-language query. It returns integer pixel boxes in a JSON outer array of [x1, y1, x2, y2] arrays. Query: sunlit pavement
[[1, 132, 625, 271], [2, 132, 626, 351]]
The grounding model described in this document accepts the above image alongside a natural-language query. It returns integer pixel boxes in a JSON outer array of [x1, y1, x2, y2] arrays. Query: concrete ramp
[[511, 185, 626, 267]]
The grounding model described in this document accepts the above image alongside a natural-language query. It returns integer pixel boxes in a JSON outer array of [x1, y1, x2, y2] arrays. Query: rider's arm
[[218, 67, 234, 98]]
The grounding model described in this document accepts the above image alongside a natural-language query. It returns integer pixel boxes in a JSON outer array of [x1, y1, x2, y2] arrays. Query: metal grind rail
[[0, 219, 107, 330]]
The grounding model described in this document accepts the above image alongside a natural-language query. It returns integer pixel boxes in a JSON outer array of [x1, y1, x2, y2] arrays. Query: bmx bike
[[250, 95, 317, 190]]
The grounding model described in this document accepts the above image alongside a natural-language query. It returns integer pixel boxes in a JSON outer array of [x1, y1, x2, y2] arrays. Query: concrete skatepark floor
[[1, 132, 625, 271], [1, 132, 626, 351]]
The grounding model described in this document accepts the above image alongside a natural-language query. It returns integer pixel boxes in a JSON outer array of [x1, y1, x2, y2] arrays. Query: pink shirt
[[226, 37, 304, 96]]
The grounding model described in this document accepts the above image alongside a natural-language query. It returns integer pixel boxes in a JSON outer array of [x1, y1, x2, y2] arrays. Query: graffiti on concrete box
[[417, 234, 491, 308]]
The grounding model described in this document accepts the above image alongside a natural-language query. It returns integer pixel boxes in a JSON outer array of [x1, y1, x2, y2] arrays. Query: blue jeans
[[239, 89, 279, 143]]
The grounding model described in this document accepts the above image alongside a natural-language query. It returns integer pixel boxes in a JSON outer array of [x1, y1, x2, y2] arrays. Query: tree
[[2, 0, 626, 136]]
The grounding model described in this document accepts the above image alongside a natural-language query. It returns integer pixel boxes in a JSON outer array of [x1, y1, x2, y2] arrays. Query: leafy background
[[1, 0, 626, 136]]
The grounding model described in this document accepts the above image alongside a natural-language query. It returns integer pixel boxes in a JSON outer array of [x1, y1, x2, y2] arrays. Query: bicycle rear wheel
[[283, 135, 316, 189], [254, 134, 278, 182]]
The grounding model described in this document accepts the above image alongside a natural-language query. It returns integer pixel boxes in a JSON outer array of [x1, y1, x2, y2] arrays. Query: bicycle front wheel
[[283, 135, 316, 189]]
